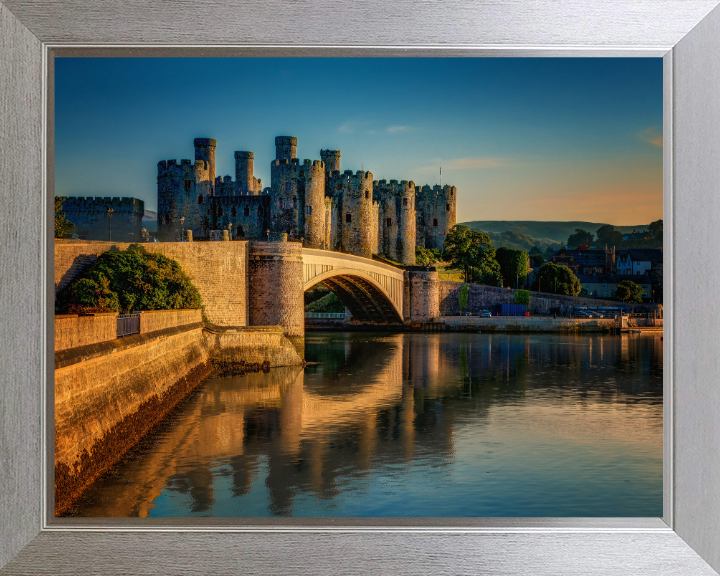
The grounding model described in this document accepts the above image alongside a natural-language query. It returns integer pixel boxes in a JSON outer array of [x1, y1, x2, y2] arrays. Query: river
[[72, 331, 663, 518]]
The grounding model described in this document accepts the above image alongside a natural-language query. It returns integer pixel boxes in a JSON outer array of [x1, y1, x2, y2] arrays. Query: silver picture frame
[[2, 0, 720, 573]]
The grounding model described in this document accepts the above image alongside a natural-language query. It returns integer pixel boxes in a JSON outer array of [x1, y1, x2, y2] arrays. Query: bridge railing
[[305, 312, 346, 319]]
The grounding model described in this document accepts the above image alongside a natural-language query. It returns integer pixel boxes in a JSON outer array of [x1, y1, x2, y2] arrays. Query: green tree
[[496, 247, 529, 289], [514, 289, 531, 306], [459, 283, 469, 314], [54, 197, 75, 238], [595, 224, 623, 248], [56, 244, 202, 314], [567, 228, 594, 248], [415, 245, 442, 266], [615, 280, 644, 303], [648, 219, 663, 247], [530, 263, 582, 296], [442, 225, 501, 284]]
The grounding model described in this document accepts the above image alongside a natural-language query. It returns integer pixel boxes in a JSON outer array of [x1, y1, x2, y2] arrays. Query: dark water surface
[[74, 332, 663, 518]]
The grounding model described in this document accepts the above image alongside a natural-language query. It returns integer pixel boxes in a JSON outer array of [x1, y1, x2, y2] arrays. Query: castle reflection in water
[[74, 332, 663, 518]]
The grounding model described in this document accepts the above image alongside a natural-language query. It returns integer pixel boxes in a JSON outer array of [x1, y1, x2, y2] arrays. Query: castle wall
[[374, 180, 416, 265], [61, 196, 144, 242], [157, 159, 209, 239], [329, 170, 375, 258], [415, 184, 456, 250]]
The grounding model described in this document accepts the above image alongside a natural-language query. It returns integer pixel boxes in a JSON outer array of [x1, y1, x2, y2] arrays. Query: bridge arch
[[302, 249, 405, 324]]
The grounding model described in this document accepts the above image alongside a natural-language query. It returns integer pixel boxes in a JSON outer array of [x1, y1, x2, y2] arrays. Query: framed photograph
[[2, 1, 720, 574]]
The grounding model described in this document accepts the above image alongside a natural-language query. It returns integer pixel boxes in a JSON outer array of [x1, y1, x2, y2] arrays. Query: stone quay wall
[[438, 281, 662, 317], [439, 316, 617, 333], [55, 239, 249, 326], [54, 323, 212, 515], [203, 324, 302, 367], [54, 316, 303, 515]]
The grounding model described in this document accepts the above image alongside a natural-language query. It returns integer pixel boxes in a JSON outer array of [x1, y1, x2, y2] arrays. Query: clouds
[[337, 121, 414, 135], [639, 127, 663, 147]]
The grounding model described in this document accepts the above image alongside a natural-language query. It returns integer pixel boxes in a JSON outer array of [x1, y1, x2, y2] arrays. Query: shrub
[[514, 289, 531, 306], [56, 246, 202, 314]]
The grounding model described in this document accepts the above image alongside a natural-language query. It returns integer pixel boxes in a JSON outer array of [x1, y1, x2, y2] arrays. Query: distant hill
[[143, 209, 157, 232], [461, 221, 648, 247]]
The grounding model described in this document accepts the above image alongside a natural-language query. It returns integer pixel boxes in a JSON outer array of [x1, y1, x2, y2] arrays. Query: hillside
[[461, 221, 648, 247]]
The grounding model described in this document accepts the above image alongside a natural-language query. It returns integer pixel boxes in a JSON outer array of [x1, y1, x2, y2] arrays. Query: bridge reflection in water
[[73, 332, 663, 518]]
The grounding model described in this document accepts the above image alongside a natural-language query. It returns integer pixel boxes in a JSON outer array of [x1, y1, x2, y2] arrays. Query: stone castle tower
[[157, 136, 457, 264]]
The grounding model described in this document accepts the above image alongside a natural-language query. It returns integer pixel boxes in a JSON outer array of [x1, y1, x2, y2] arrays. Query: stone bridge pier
[[247, 242, 441, 340]]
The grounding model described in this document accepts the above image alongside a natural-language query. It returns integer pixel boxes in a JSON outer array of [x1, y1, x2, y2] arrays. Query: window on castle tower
[[446, 204, 450, 211], [184, 180, 192, 192], [433, 218, 438, 227], [346, 213, 352, 223], [306, 205, 312, 215], [285, 182, 292, 192], [258, 206, 263, 216], [198, 195, 204, 204], [403, 198, 408, 206], [231, 206, 237, 217], [386, 218, 392, 227], [365, 191, 369, 199], [244, 206, 249, 217]]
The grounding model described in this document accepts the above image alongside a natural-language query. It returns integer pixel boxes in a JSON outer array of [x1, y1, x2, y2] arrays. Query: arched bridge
[[302, 248, 405, 323]]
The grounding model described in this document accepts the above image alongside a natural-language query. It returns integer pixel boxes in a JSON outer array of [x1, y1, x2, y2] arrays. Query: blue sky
[[55, 57, 663, 224]]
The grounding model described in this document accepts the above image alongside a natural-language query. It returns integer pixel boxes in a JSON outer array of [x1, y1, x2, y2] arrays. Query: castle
[[60, 196, 144, 241], [157, 137, 457, 265]]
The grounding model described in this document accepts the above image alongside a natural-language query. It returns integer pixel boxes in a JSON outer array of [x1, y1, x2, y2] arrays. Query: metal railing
[[117, 313, 140, 337], [305, 312, 346, 319]]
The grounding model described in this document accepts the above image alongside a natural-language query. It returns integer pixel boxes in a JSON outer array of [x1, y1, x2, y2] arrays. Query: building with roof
[[550, 246, 615, 276], [577, 273, 653, 300]]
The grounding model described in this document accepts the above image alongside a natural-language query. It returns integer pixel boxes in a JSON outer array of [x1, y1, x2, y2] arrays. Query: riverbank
[[305, 316, 663, 333]]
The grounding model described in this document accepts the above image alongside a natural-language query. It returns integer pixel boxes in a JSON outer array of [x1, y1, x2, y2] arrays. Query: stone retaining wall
[[438, 316, 616, 332], [55, 313, 118, 351], [139, 309, 202, 334], [438, 281, 662, 316]]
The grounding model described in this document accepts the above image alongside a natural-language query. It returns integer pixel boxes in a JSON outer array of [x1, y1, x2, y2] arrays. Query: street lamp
[[228, 222, 232, 239], [106, 207, 114, 241], [266, 229, 270, 241], [180, 217, 185, 242]]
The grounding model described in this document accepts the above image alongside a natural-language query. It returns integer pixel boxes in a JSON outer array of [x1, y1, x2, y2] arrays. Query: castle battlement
[[158, 159, 207, 175], [62, 196, 144, 211], [156, 135, 456, 264]]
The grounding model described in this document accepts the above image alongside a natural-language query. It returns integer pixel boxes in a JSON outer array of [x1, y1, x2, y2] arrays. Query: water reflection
[[74, 332, 663, 518]]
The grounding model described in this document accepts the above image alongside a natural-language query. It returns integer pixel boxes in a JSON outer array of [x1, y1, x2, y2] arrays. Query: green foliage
[[648, 219, 663, 245], [54, 197, 75, 238], [56, 246, 202, 314], [615, 280, 644, 303], [567, 228, 594, 248], [530, 263, 582, 296], [305, 291, 345, 313], [459, 283, 469, 313], [496, 247, 529, 289], [442, 225, 501, 284], [415, 245, 442, 266], [595, 224, 623, 248], [514, 289, 531, 306]]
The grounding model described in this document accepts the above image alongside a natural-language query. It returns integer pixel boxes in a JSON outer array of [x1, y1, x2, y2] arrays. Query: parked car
[[481, 310, 492, 318]]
